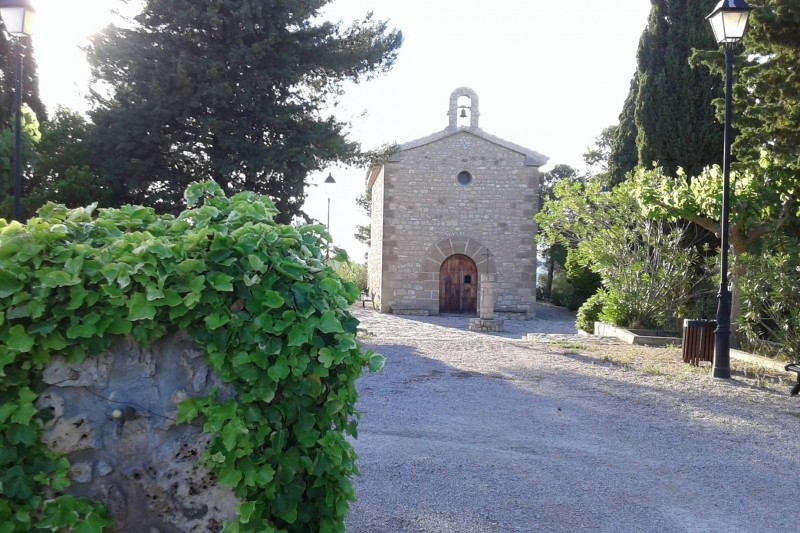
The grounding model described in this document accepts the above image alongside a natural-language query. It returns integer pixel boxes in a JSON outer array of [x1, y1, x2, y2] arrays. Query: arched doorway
[[439, 254, 478, 314]]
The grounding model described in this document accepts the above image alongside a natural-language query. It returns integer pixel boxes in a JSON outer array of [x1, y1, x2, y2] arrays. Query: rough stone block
[[39, 334, 238, 532], [43, 354, 112, 388]]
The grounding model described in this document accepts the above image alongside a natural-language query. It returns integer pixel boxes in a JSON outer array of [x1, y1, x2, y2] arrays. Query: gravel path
[[345, 306, 800, 532]]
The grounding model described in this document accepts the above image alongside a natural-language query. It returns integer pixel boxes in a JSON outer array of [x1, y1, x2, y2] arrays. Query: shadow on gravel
[[347, 338, 800, 532]]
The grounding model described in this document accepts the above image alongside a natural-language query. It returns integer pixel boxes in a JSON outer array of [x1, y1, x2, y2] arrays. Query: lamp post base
[[712, 288, 732, 379]]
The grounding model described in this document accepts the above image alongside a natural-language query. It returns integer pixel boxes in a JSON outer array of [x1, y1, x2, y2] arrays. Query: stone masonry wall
[[379, 131, 539, 316], [37, 333, 237, 532], [367, 166, 386, 311]]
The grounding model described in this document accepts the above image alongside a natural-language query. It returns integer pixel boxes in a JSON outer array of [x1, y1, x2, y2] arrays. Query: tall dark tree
[[24, 108, 111, 214], [608, 77, 639, 185], [86, 0, 402, 222], [731, 0, 800, 182], [608, 0, 723, 183], [0, 31, 47, 127], [1, 27, 48, 220]]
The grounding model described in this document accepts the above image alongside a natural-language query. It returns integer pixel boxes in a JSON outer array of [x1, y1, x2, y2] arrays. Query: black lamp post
[[323, 173, 335, 259], [0, 0, 35, 222], [324, 172, 336, 230], [706, 0, 751, 379]]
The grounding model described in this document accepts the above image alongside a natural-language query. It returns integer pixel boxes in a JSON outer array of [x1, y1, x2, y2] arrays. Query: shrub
[[548, 270, 574, 308], [336, 261, 368, 294], [0, 181, 382, 532], [576, 291, 607, 333], [565, 250, 601, 311], [739, 237, 800, 362], [537, 178, 702, 330]]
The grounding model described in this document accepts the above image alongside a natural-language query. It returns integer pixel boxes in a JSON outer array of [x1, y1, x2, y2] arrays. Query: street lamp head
[[707, 0, 751, 46], [0, 0, 35, 37], [324, 173, 336, 185]]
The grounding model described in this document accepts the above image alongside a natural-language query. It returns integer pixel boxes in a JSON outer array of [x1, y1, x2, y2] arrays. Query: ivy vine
[[0, 181, 383, 532]]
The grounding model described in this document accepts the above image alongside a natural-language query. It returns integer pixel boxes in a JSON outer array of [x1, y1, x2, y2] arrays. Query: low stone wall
[[391, 307, 431, 316], [37, 332, 237, 532], [469, 318, 505, 332], [495, 310, 531, 321]]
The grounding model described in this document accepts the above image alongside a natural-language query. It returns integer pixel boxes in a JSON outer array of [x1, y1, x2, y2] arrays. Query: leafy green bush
[[548, 271, 574, 309], [0, 181, 381, 532], [739, 237, 800, 362], [537, 178, 700, 329], [335, 261, 368, 294], [576, 291, 607, 333], [565, 250, 601, 311]]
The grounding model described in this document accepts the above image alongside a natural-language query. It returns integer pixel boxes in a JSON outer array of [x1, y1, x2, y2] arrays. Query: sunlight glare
[[33, 0, 121, 113]]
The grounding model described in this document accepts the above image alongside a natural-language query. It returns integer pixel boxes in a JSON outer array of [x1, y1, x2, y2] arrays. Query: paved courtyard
[[344, 305, 800, 532]]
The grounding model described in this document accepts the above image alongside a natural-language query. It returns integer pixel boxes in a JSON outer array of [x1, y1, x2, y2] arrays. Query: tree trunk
[[544, 254, 555, 300], [730, 232, 750, 348]]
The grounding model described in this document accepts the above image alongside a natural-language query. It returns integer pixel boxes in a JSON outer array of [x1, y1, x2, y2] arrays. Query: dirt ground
[[344, 304, 800, 532]]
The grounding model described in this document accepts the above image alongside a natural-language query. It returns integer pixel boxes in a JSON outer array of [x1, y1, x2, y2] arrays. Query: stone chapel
[[366, 87, 548, 317]]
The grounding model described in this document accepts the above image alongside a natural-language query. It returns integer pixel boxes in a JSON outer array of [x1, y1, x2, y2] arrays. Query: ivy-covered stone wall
[[39, 333, 237, 532], [0, 182, 382, 532]]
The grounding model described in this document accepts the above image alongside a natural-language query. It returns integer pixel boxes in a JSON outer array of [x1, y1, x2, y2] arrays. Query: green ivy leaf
[[6, 424, 37, 446], [209, 272, 234, 292], [67, 323, 95, 339], [0, 269, 23, 298], [318, 348, 335, 368], [238, 502, 256, 524], [287, 325, 309, 347], [106, 319, 132, 335], [72, 512, 110, 533], [263, 290, 285, 309], [39, 269, 78, 288], [210, 451, 226, 463], [128, 293, 156, 321], [3, 465, 33, 500], [367, 353, 386, 373], [0, 403, 17, 423], [222, 420, 249, 451], [41, 331, 68, 350], [267, 356, 290, 382], [248, 254, 265, 271], [217, 466, 243, 487], [256, 464, 275, 486], [205, 313, 230, 330], [319, 278, 341, 294], [146, 285, 165, 301], [319, 311, 344, 334], [7, 325, 34, 352], [176, 398, 204, 424], [10, 389, 37, 425]]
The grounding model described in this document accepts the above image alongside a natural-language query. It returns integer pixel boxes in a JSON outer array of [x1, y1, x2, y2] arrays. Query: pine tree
[[86, 0, 402, 222]]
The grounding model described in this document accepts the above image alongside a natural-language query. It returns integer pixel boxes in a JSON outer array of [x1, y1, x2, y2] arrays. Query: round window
[[457, 171, 473, 186]]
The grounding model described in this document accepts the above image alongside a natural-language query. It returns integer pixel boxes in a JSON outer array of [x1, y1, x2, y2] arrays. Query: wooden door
[[439, 254, 478, 314]]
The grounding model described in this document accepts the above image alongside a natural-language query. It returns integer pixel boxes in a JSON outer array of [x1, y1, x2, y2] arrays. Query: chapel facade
[[366, 87, 548, 317]]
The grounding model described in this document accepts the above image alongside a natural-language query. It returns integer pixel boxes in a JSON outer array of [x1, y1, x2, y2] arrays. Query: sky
[[31, 0, 654, 260]]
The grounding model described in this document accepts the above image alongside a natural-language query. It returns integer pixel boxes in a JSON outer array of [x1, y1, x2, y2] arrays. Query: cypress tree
[[608, 77, 639, 185], [609, 0, 723, 182]]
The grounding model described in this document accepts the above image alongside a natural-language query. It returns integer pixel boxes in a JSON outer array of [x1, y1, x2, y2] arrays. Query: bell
[[459, 108, 468, 118]]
